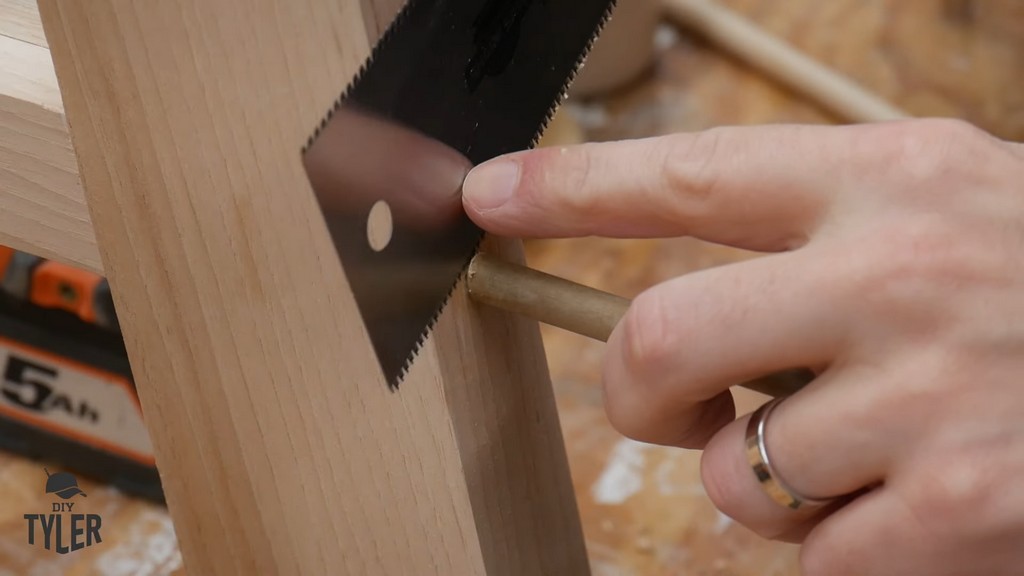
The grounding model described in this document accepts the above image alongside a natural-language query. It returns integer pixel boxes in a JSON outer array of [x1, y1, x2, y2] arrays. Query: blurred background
[[1, 0, 1022, 574]]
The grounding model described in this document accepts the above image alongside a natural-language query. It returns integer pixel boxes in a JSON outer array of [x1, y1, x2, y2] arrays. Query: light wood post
[[37, 1, 588, 574]]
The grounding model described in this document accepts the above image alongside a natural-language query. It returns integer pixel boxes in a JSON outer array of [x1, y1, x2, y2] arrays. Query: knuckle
[[907, 117, 985, 146], [619, 289, 676, 388], [601, 290, 681, 442], [861, 119, 991, 190], [660, 128, 728, 216], [903, 453, 999, 541]]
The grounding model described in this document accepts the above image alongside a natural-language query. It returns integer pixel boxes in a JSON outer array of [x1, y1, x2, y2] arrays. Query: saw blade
[[303, 0, 617, 389]]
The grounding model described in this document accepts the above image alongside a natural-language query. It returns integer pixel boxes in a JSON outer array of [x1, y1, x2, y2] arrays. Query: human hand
[[461, 119, 1024, 576]]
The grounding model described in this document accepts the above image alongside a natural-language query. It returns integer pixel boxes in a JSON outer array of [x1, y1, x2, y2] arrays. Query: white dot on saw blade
[[367, 200, 393, 252]]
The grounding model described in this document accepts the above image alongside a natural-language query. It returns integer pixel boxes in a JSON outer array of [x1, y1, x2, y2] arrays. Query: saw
[[303, 0, 813, 396]]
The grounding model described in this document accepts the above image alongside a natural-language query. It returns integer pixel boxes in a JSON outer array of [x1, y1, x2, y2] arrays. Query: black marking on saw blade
[[304, 0, 618, 390]]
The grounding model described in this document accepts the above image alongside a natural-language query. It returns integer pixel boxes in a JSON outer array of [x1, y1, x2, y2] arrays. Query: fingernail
[[463, 159, 520, 211]]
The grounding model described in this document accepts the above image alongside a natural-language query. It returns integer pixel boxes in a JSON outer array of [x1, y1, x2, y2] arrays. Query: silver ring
[[745, 397, 834, 510]]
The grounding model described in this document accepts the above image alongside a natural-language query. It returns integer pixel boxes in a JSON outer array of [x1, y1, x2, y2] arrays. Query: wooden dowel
[[664, 0, 911, 124], [467, 252, 813, 398], [468, 251, 630, 342]]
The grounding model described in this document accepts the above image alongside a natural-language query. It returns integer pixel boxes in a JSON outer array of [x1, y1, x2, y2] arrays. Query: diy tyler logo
[[24, 468, 102, 554]]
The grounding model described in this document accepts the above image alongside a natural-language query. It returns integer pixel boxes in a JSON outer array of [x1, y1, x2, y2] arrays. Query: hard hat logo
[[44, 468, 87, 499], [25, 468, 102, 554]]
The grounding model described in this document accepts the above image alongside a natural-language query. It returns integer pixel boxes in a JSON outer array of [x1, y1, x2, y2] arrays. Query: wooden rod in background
[[468, 252, 813, 398], [664, 0, 911, 124]]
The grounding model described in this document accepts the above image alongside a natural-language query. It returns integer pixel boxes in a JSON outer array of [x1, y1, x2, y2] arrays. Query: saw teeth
[[307, 0, 618, 392], [528, 0, 619, 152], [394, 2, 618, 390], [303, 0, 424, 154], [389, 235, 482, 390], [304, 0, 433, 392]]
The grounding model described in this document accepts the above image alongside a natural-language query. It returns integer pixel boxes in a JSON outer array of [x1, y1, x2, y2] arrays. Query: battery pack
[[0, 251, 162, 503]]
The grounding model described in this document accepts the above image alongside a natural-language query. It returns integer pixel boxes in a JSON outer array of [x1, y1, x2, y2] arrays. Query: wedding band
[[745, 397, 834, 510]]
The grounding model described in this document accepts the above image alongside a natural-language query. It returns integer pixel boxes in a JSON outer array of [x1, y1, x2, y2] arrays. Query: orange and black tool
[[0, 246, 160, 502]]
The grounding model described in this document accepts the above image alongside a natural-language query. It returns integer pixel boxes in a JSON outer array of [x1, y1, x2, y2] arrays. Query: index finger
[[461, 123, 877, 251]]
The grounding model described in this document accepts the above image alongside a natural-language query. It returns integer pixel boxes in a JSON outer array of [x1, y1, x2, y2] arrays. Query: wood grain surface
[[0, 0, 46, 46], [35, 0, 585, 574], [1, 0, 1022, 574]]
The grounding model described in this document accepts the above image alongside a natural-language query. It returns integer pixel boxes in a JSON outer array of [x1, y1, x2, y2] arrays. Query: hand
[[461, 119, 1024, 576]]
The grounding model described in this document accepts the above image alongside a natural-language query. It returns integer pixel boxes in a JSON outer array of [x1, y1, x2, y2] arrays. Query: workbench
[[0, 0, 1021, 574]]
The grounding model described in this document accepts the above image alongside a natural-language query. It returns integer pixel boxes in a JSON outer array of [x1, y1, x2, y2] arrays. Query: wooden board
[[37, 1, 586, 574], [0, 0, 98, 273], [0, 0, 47, 47]]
